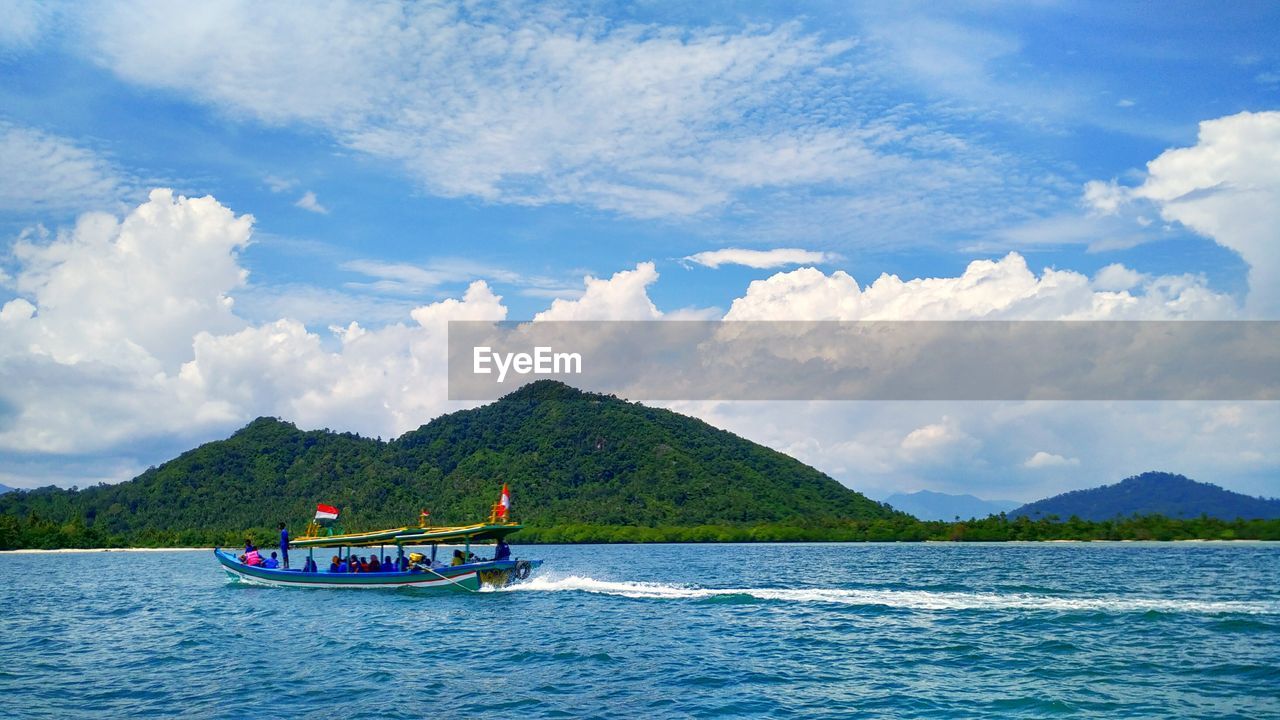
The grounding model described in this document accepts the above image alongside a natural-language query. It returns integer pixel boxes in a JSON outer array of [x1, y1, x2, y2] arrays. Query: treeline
[[0, 381, 901, 549], [4, 512, 1278, 550]]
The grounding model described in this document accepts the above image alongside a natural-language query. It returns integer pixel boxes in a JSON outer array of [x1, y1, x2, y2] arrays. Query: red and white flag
[[315, 503, 340, 521], [496, 484, 510, 519]]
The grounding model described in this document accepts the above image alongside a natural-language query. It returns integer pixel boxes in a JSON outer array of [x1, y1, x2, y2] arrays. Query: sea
[[1, 542, 1277, 719]]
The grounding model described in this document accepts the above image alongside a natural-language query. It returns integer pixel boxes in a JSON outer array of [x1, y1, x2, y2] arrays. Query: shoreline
[[2, 538, 1277, 553]]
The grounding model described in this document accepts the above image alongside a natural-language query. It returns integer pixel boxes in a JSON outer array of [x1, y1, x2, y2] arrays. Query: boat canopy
[[291, 522, 524, 549]]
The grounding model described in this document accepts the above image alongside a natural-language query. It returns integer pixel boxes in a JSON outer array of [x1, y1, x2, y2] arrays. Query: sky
[[1, 0, 1278, 502]]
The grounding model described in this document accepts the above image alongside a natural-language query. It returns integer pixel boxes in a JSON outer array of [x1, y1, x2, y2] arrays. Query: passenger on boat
[[494, 539, 511, 562], [278, 522, 290, 569], [329, 556, 341, 572], [368, 556, 382, 572], [263, 552, 280, 569], [245, 548, 263, 566], [451, 550, 466, 566], [243, 538, 253, 555], [384, 555, 396, 572]]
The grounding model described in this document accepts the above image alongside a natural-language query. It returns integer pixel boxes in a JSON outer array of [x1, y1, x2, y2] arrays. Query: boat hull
[[214, 549, 538, 591]]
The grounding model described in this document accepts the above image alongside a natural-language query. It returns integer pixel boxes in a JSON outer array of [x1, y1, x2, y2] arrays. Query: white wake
[[492, 575, 1278, 615]]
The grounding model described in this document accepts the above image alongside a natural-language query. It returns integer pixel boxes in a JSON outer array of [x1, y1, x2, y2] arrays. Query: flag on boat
[[496, 484, 510, 519], [315, 503, 340, 521]]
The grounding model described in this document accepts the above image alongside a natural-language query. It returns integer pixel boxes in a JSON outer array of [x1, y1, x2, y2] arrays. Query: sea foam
[[495, 575, 1280, 615]]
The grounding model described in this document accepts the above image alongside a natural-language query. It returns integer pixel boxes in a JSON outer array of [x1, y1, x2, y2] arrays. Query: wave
[[492, 575, 1279, 615]]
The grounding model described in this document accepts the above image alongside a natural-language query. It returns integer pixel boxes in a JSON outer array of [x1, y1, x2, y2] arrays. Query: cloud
[[0, 190, 507, 454], [534, 263, 663, 321], [62, 1, 1066, 236], [3, 189, 251, 370], [294, 190, 329, 214], [683, 248, 836, 269], [723, 252, 1237, 321], [0, 0, 49, 52], [1, 190, 1272, 500], [1085, 111, 1280, 315], [898, 418, 981, 468], [341, 258, 538, 297], [1024, 451, 1080, 469], [0, 122, 130, 213], [264, 175, 297, 193], [1092, 263, 1145, 291]]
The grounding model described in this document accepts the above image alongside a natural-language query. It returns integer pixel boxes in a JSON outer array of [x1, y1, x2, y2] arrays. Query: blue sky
[[1, 1, 1278, 501]]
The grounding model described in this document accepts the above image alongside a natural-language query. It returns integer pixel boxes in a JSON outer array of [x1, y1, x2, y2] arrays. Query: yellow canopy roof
[[291, 522, 523, 549]]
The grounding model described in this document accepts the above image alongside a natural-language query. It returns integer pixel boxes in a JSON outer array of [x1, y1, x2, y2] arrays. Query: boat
[[214, 486, 542, 592]]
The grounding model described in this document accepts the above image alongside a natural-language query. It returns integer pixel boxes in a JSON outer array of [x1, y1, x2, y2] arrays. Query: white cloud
[[64, 2, 1060, 234], [0, 190, 507, 454], [534, 263, 663, 321], [263, 175, 297, 193], [1085, 111, 1280, 315], [1092, 263, 1145, 291], [0, 122, 129, 213], [683, 248, 836, 269], [294, 190, 329, 214], [901, 422, 956, 451], [1024, 451, 1079, 469], [0, 0, 49, 52], [1, 190, 1273, 501], [3, 189, 251, 370], [723, 252, 1237, 321]]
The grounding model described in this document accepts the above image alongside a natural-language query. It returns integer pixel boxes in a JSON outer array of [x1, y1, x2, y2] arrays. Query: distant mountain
[[1013, 472, 1280, 521], [0, 484, 13, 495], [885, 490, 1020, 521], [0, 381, 900, 547]]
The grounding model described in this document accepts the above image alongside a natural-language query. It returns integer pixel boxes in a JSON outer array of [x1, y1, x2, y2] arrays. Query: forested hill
[[1012, 472, 1280, 521], [0, 381, 899, 546]]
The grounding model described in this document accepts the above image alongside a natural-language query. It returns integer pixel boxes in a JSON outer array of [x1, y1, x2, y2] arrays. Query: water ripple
[[1, 542, 1277, 719]]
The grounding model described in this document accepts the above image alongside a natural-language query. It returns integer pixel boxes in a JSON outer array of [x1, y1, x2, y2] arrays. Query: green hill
[[0, 381, 900, 548], [1012, 472, 1280, 521]]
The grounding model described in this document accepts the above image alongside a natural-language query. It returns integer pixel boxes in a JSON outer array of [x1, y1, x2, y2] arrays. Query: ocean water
[[2, 542, 1278, 719]]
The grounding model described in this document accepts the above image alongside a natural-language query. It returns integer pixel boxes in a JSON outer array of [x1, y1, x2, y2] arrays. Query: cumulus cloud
[[1024, 451, 1080, 469], [1085, 111, 1280, 315], [1, 189, 1272, 499], [0, 122, 130, 213], [723, 252, 1237, 321], [1092, 263, 1145, 292], [683, 248, 835, 269], [3, 189, 251, 370], [534, 263, 663, 321], [0, 190, 507, 454], [294, 190, 328, 214]]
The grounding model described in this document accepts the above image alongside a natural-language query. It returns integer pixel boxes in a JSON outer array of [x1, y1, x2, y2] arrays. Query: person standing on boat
[[278, 522, 290, 569], [494, 539, 511, 562]]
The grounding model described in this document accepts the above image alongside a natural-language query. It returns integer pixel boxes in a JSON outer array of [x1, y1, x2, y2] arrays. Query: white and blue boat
[[215, 489, 541, 592]]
